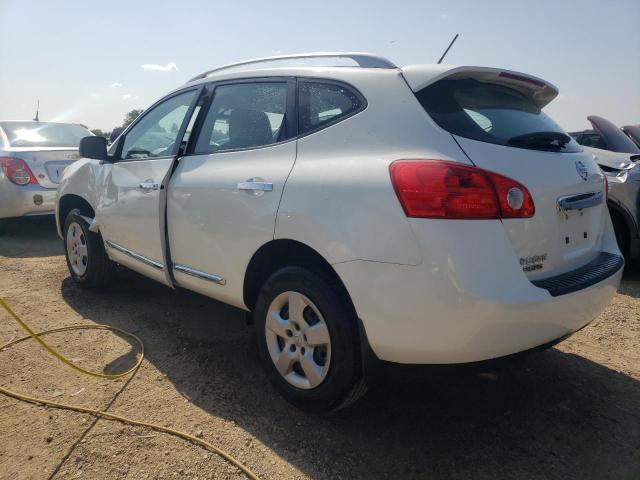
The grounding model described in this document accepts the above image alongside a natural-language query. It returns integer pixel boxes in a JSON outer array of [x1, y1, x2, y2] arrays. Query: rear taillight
[[485, 169, 535, 218], [389, 160, 535, 219], [0, 157, 37, 186]]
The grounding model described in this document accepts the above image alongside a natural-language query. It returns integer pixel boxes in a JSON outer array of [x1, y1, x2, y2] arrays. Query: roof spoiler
[[402, 65, 559, 108]]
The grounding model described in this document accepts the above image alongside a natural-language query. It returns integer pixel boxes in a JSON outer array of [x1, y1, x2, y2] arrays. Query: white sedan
[[0, 121, 89, 233]]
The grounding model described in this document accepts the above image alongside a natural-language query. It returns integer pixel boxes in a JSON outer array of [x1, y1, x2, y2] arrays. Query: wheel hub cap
[[66, 222, 88, 276], [265, 291, 332, 390]]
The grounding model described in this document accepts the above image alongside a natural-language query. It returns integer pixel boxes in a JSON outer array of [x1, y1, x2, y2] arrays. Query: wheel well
[[608, 202, 631, 252], [243, 239, 354, 313], [58, 194, 95, 232]]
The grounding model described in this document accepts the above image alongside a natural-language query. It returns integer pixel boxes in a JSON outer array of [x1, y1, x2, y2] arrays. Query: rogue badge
[[575, 161, 588, 181]]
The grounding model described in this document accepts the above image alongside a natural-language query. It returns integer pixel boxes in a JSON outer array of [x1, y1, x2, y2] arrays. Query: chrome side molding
[[174, 264, 226, 285], [105, 240, 164, 270]]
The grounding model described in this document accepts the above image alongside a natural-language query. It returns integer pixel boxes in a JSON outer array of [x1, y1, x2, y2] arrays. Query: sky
[[0, 0, 638, 132]]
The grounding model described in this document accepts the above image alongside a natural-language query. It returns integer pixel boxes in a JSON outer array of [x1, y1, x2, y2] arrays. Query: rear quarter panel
[[275, 69, 471, 265]]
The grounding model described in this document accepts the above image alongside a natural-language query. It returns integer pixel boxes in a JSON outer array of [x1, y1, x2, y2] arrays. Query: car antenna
[[437, 33, 459, 64], [33, 100, 40, 122]]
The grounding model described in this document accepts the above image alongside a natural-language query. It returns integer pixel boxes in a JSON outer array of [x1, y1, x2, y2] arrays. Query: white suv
[[56, 53, 623, 412]]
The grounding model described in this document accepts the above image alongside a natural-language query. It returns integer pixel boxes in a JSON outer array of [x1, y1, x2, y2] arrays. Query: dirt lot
[[0, 217, 638, 480]]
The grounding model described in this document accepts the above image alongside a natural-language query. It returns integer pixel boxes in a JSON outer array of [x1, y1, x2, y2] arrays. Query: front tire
[[63, 209, 114, 288], [0, 219, 10, 235], [254, 266, 367, 413]]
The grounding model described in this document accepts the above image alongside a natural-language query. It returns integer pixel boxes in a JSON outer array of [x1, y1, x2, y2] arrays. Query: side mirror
[[79, 136, 108, 161]]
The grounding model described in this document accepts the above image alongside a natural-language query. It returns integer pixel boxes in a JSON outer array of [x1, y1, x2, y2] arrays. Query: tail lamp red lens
[[389, 160, 535, 219], [0, 157, 37, 186]]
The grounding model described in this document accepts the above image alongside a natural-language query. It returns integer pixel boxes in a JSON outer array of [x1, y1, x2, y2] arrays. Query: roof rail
[[187, 52, 397, 83]]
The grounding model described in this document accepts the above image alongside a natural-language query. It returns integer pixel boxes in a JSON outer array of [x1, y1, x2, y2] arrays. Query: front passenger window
[[120, 90, 197, 160], [194, 82, 287, 154]]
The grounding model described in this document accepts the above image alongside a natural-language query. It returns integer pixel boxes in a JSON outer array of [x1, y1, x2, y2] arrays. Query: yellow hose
[[0, 297, 260, 480]]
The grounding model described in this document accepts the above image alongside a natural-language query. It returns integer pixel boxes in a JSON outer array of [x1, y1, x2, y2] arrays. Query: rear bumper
[[531, 252, 624, 296], [334, 219, 623, 364], [0, 179, 57, 219]]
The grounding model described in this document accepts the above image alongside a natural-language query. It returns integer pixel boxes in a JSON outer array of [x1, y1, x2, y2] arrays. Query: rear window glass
[[0, 122, 91, 148], [298, 82, 363, 135], [416, 79, 581, 153], [578, 132, 607, 149]]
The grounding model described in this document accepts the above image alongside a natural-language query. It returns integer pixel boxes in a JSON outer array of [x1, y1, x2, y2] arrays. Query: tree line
[[89, 109, 143, 139]]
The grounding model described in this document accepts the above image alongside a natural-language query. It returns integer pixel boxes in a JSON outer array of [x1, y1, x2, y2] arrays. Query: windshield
[[416, 79, 581, 153], [0, 121, 91, 148]]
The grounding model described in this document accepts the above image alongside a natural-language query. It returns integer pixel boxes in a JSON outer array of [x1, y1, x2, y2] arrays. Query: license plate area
[[559, 208, 597, 252], [44, 160, 72, 184]]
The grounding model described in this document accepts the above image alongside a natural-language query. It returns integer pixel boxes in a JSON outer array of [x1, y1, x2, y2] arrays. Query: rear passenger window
[[298, 81, 363, 135], [194, 82, 287, 154]]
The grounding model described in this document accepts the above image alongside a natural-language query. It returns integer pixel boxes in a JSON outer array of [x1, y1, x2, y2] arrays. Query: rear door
[[97, 88, 200, 285], [167, 79, 296, 307], [414, 70, 609, 279]]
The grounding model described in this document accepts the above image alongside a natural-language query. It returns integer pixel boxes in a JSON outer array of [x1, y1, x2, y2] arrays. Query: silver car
[[571, 116, 640, 261], [0, 121, 91, 233]]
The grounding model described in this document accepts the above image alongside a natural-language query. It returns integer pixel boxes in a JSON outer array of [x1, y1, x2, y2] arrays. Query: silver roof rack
[[187, 52, 397, 83]]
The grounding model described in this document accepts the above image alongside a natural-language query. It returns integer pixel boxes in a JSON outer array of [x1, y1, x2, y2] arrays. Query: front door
[[98, 88, 200, 285], [167, 79, 297, 307]]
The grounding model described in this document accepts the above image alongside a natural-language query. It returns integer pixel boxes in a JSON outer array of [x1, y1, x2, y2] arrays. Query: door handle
[[557, 191, 603, 211], [139, 181, 160, 192], [237, 181, 273, 192]]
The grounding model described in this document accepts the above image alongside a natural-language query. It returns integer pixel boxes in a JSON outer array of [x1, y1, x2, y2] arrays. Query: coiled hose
[[0, 297, 260, 480]]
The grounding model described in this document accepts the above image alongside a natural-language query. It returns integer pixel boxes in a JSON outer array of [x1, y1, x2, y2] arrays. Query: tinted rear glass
[[194, 82, 287, 154], [417, 79, 581, 153], [0, 122, 91, 148], [298, 81, 363, 135]]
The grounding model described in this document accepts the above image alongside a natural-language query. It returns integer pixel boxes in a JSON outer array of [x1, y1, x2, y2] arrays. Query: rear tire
[[0, 219, 9, 235], [611, 213, 630, 262], [63, 209, 114, 288], [254, 266, 367, 413]]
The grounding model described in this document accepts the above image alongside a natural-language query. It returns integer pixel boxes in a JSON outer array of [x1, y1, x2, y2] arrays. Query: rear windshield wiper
[[507, 131, 572, 151]]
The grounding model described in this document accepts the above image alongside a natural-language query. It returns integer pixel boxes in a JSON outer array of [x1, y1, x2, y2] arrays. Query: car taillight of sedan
[[0, 157, 37, 185]]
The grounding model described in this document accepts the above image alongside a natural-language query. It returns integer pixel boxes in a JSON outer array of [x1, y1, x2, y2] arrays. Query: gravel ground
[[0, 216, 638, 480]]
